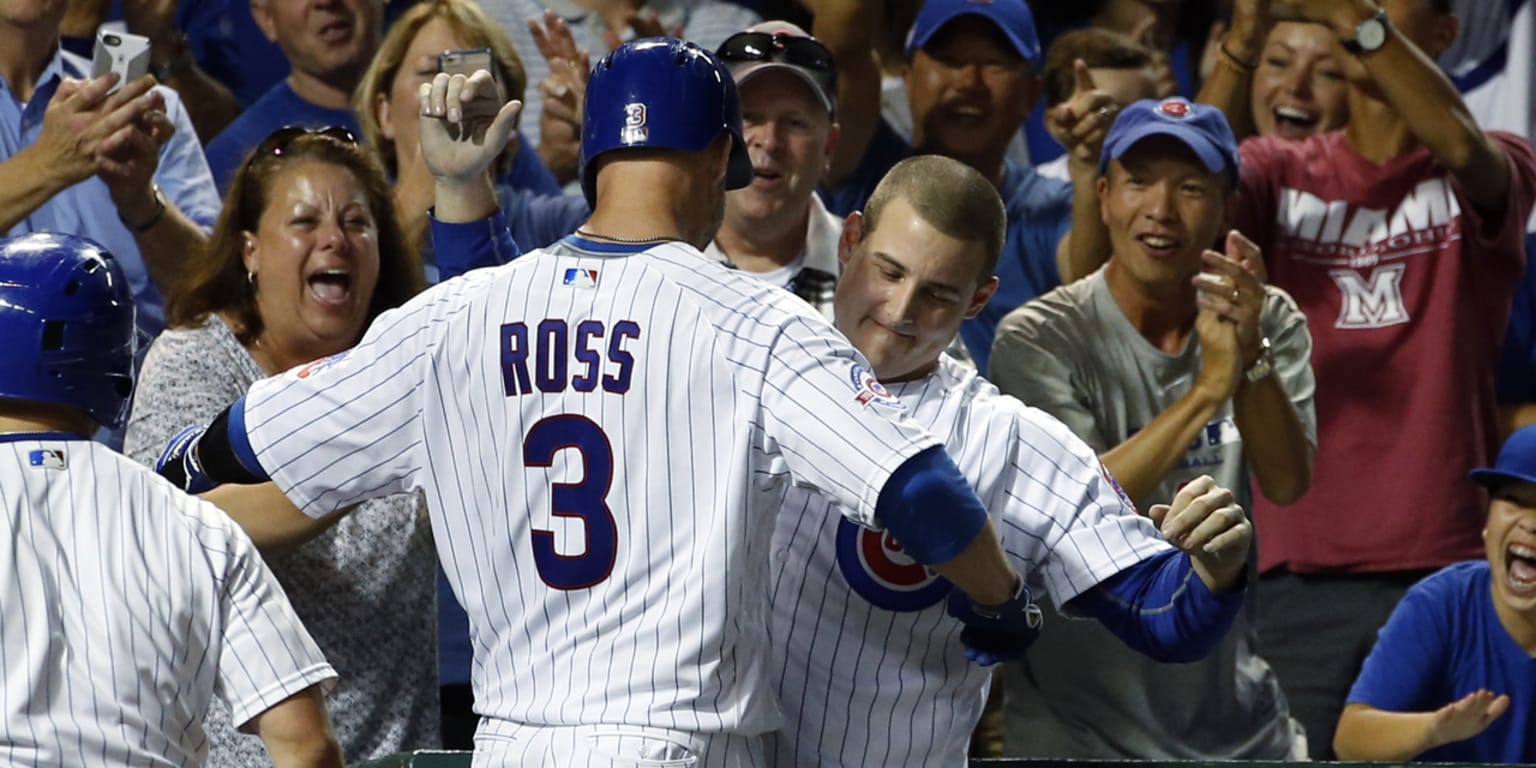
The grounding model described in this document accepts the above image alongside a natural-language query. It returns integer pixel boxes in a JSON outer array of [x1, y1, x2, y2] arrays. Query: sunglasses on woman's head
[[255, 125, 359, 158]]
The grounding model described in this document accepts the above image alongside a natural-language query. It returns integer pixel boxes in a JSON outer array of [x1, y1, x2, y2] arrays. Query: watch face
[[1358, 17, 1388, 51]]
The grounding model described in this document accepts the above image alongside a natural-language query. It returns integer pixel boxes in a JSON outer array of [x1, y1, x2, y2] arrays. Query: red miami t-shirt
[[1237, 130, 1536, 574]]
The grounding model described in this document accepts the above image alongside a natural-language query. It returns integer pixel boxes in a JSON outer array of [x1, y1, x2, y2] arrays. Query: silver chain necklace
[[575, 228, 686, 245]]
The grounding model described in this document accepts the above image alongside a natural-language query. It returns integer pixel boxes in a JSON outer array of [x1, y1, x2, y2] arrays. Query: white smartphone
[[91, 30, 152, 92]]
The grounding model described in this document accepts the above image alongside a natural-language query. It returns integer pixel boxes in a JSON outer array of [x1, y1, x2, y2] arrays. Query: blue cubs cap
[[1471, 425, 1536, 489], [905, 0, 1040, 63], [1099, 97, 1240, 186]]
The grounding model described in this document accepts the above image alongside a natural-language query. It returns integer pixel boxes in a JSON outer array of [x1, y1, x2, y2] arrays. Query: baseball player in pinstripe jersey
[[154, 43, 1041, 767], [0, 232, 342, 768], [764, 156, 1257, 767]]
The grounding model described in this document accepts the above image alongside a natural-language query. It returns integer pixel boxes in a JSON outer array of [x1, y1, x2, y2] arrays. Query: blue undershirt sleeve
[[429, 207, 522, 279], [1065, 549, 1244, 663], [874, 445, 989, 565]]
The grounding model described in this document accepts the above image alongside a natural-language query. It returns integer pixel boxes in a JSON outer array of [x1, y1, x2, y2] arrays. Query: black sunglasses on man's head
[[716, 31, 837, 94]]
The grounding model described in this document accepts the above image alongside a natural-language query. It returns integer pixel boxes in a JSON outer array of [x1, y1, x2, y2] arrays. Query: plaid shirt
[[705, 195, 843, 321]]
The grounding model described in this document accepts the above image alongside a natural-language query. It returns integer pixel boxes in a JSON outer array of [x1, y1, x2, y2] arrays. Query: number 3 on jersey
[[524, 415, 617, 590]]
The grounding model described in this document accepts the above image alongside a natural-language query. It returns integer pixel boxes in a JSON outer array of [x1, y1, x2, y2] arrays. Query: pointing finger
[[1073, 58, 1097, 94]]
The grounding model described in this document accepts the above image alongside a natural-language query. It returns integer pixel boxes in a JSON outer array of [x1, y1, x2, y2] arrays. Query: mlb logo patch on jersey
[[564, 268, 600, 289], [29, 449, 66, 470], [849, 364, 901, 409], [295, 349, 351, 380]]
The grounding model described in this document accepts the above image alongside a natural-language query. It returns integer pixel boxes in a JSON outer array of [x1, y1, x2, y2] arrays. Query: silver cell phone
[[91, 30, 152, 92], [437, 48, 496, 81]]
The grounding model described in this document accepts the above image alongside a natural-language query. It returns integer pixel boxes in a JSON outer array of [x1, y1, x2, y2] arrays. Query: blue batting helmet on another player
[[579, 37, 754, 206], [0, 232, 136, 429]]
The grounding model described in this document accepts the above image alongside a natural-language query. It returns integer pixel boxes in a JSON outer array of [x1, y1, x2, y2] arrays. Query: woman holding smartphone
[[356, 0, 588, 281]]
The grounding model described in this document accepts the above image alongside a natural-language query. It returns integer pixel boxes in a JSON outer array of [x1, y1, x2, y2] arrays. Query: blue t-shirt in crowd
[[204, 81, 360, 194], [819, 119, 1073, 372], [182, 0, 289, 108], [1347, 561, 1536, 762]]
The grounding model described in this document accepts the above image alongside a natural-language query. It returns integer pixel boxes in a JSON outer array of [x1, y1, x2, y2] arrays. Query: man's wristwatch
[[1341, 8, 1390, 54], [1244, 336, 1276, 383]]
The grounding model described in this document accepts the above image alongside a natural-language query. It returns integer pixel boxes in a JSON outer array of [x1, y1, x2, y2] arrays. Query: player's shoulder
[[389, 250, 533, 324], [640, 241, 838, 334], [932, 357, 1090, 458], [21, 438, 250, 552]]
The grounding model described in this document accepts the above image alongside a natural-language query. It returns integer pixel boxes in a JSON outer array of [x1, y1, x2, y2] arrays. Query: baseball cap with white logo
[[1099, 97, 1241, 186]]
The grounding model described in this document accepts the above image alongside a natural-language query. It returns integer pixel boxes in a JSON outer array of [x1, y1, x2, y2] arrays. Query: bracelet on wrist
[[121, 185, 168, 233], [1219, 40, 1260, 72]]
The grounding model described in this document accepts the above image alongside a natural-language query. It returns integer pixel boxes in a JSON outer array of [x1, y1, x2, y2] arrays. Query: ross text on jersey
[[500, 319, 642, 396]]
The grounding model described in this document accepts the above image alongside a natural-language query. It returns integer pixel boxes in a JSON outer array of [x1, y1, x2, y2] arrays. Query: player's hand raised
[[1148, 475, 1251, 591], [945, 575, 1044, 666], [418, 70, 522, 184]]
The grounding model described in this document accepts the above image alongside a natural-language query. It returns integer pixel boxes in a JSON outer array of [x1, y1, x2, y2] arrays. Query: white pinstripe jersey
[[765, 356, 1172, 767], [239, 236, 942, 737], [0, 435, 336, 767]]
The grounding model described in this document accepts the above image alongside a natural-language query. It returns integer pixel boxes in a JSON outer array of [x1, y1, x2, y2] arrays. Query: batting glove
[[946, 575, 1044, 666], [155, 424, 216, 494]]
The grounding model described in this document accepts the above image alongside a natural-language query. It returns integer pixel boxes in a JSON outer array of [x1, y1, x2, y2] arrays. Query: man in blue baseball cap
[[809, 0, 1120, 372], [1336, 424, 1536, 762], [988, 96, 1318, 759]]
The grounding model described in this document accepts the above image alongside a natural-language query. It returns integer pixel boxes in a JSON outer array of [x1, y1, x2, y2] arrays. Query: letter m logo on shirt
[[1329, 263, 1409, 329]]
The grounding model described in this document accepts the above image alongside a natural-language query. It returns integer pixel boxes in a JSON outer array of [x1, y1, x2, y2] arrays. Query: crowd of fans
[[3, 0, 1535, 762]]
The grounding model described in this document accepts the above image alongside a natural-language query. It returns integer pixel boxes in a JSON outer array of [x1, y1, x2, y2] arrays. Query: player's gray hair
[[862, 155, 1007, 279]]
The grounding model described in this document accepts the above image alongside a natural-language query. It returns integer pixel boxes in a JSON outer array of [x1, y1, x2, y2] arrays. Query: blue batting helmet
[[579, 37, 754, 206], [0, 232, 136, 429]]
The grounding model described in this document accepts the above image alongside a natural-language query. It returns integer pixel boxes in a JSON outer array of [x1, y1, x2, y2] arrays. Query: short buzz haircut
[[1041, 27, 1155, 109], [862, 155, 1007, 280]]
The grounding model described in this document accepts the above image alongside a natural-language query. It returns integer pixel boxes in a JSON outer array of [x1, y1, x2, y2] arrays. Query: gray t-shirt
[[988, 268, 1316, 759], [124, 316, 440, 765]]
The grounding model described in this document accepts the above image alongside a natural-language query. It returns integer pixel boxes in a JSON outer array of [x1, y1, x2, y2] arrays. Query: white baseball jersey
[[0, 434, 336, 767], [238, 236, 942, 738], [765, 356, 1172, 767]]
